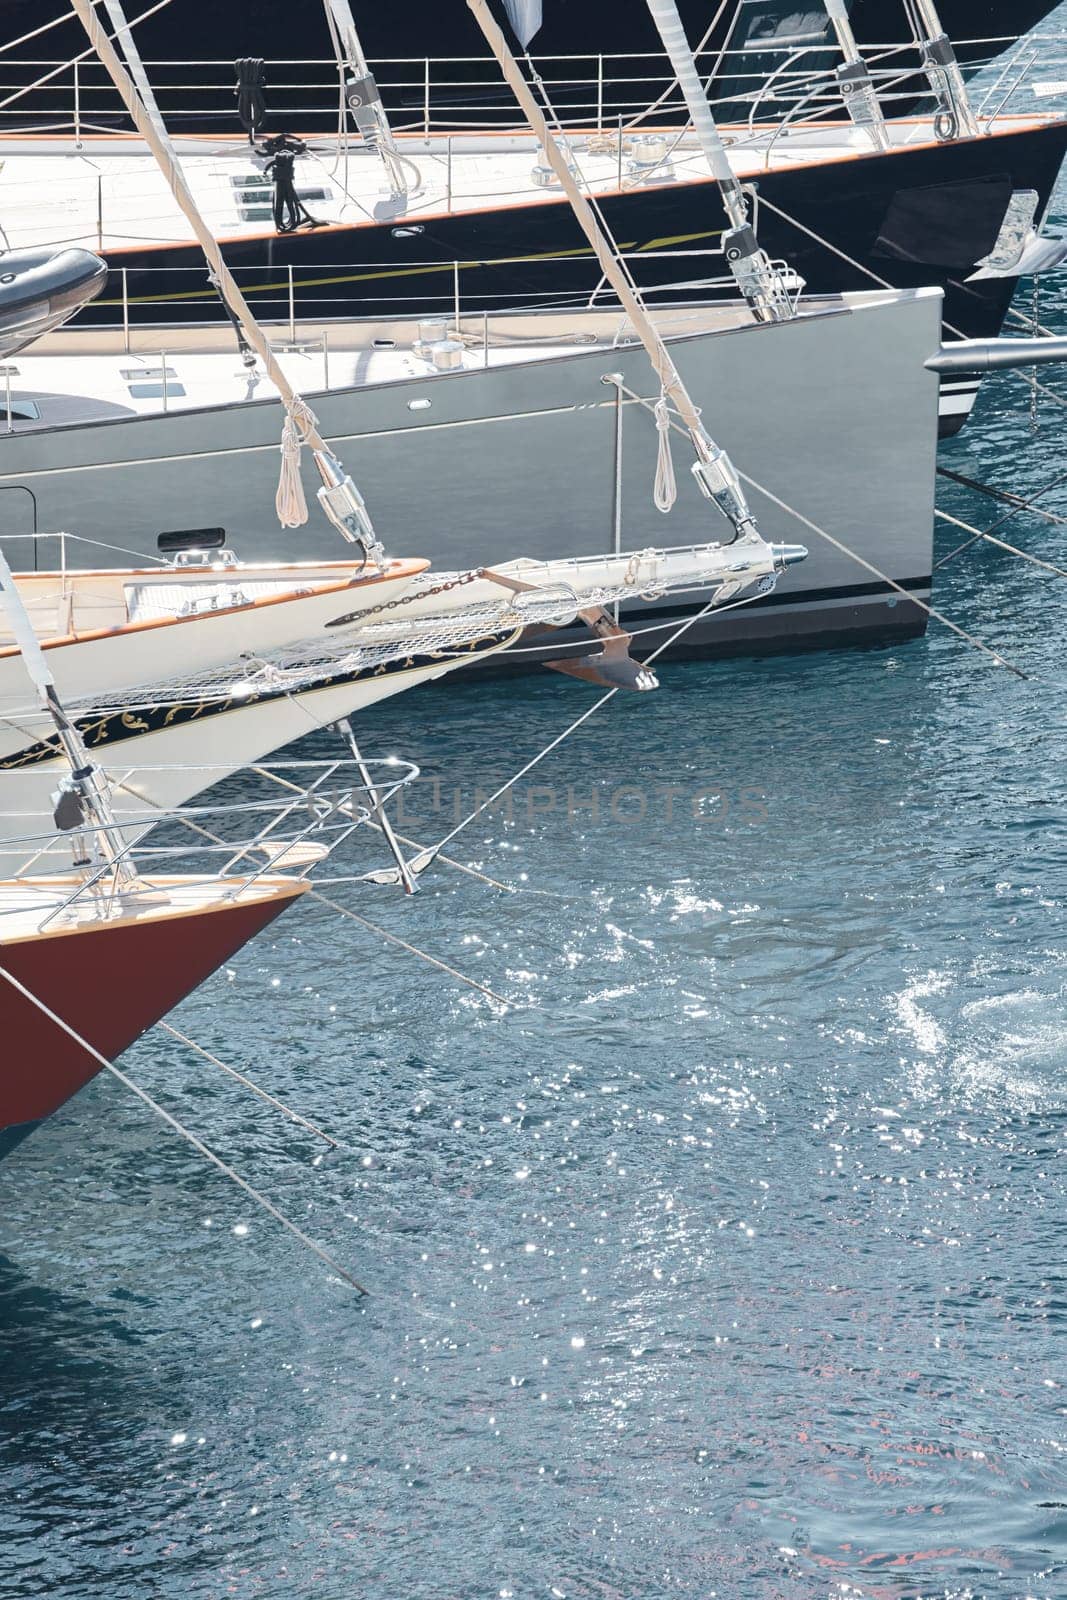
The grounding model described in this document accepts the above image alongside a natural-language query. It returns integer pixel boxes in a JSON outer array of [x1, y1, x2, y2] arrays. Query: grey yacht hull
[[0, 290, 942, 661]]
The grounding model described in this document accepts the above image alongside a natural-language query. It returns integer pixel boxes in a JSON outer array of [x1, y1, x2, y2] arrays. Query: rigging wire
[[0, 0, 174, 121], [421, 583, 769, 862], [0, 6, 83, 59], [754, 186, 1067, 412], [620, 0, 732, 134], [734, 468, 1030, 679]]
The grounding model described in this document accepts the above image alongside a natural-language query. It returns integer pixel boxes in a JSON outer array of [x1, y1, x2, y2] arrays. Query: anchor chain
[[324, 568, 483, 630]]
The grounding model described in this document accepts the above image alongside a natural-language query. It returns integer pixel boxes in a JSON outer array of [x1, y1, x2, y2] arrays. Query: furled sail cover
[[502, 0, 543, 47]]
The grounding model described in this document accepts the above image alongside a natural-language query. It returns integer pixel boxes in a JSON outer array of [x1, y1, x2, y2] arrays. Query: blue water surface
[[2, 53, 1067, 1600]]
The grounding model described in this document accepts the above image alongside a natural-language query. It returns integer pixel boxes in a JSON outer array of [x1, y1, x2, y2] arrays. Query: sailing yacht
[[1, 5, 1064, 436], [0, 287, 945, 657], [4, 0, 1067, 665], [0, 534, 799, 872], [0, 545, 319, 1160], [0, 870, 306, 1158], [0, 0, 802, 880]]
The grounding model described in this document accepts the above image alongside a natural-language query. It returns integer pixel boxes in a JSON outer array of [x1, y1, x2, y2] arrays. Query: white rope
[[653, 390, 678, 513], [275, 400, 316, 528]]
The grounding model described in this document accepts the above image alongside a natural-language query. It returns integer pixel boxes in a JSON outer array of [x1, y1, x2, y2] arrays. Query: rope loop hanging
[[276, 399, 319, 529], [653, 390, 678, 514], [234, 57, 268, 144]]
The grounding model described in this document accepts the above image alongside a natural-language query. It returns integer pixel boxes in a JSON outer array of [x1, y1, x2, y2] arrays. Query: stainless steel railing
[[0, 247, 741, 431], [0, 35, 1055, 140]]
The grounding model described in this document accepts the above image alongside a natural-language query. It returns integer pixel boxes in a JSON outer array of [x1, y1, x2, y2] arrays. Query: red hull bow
[[0, 882, 304, 1136]]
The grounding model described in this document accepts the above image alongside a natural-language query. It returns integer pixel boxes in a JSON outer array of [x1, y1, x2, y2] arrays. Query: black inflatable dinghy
[[0, 247, 107, 359]]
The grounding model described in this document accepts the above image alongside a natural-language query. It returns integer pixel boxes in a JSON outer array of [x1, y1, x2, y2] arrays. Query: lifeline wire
[[249, 745, 518, 895], [111, 782, 520, 1009], [0, 959, 368, 1294]]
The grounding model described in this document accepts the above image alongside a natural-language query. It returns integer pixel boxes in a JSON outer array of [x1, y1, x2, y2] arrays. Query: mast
[[322, 0, 413, 203], [643, 0, 792, 323], [466, 0, 771, 552], [0, 547, 133, 882], [821, 0, 890, 150], [907, 0, 980, 140], [69, 0, 386, 565]]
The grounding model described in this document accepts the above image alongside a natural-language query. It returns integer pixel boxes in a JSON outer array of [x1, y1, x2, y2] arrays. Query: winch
[[626, 134, 675, 183]]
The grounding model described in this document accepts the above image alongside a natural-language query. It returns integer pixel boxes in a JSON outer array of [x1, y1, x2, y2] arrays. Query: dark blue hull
[[84, 120, 1067, 391]]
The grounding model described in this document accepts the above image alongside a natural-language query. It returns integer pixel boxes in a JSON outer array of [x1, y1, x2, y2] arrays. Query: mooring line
[[113, 780, 517, 1006], [306, 887, 514, 1007], [423, 586, 761, 858], [732, 471, 1030, 680], [935, 508, 1067, 578], [0, 959, 368, 1294], [158, 1021, 342, 1148], [607, 376, 1031, 680], [935, 462, 1067, 570], [607, 380, 1023, 681], [937, 465, 1067, 528]]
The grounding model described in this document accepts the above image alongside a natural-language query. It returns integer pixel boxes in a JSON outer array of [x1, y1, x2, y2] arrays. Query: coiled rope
[[234, 56, 267, 144], [275, 399, 317, 528], [653, 391, 678, 513]]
